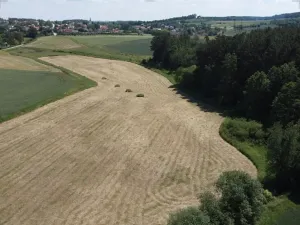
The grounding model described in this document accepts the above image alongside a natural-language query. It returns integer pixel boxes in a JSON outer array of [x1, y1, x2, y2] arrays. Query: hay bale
[[102, 77, 107, 80], [115, 84, 120, 87], [125, 89, 133, 93], [136, 94, 145, 97]]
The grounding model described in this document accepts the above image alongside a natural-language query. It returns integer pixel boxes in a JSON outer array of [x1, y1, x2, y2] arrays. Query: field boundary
[[218, 117, 300, 225], [0, 56, 97, 124]]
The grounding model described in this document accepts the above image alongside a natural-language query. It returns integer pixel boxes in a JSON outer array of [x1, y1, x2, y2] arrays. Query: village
[[0, 17, 184, 36]]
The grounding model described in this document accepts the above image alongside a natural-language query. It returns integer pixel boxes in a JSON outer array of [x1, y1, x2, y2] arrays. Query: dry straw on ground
[[0, 55, 256, 225]]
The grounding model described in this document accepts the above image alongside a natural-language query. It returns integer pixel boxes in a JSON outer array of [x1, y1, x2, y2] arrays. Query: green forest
[[146, 27, 300, 225]]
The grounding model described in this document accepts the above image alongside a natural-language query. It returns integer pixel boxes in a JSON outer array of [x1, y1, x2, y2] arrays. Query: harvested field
[[0, 54, 59, 71], [0, 55, 256, 225]]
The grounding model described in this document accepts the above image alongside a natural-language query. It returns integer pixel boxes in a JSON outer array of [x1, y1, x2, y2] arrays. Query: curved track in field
[[0, 56, 256, 225]]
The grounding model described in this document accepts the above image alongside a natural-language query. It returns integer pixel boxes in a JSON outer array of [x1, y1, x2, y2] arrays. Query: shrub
[[136, 94, 144, 97], [263, 189, 275, 203], [168, 171, 266, 225], [141, 59, 147, 65], [125, 89, 133, 92], [115, 84, 120, 87], [215, 171, 266, 225], [223, 118, 266, 144], [168, 207, 211, 225], [175, 65, 197, 86]]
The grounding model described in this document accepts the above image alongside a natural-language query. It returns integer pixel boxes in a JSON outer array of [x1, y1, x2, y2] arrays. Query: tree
[[167, 171, 265, 225], [200, 193, 232, 225], [215, 171, 265, 225], [13, 32, 24, 44], [168, 207, 211, 225], [2, 31, 24, 45], [244, 71, 271, 121], [218, 53, 239, 105], [271, 81, 300, 125], [268, 122, 300, 189], [150, 31, 171, 66], [27, 27, 38, 39], [268, 62, 299, 96]]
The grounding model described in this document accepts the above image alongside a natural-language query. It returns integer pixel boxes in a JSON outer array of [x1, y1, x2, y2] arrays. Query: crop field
[[0, 53, 59, 71], [26, 36, 81, 49], [0, 53, 96, 122], [0, 55, 256, 225], [26, 35, 153, 61], [71, 35, 152, 55], [0, 69, 88, 121]]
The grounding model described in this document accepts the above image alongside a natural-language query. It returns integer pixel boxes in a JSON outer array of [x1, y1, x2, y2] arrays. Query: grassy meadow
[[0, 49, 96, 123], [20, 35, 153, 63], [0, 67, 96, 122], [219, 118, 300, 225]]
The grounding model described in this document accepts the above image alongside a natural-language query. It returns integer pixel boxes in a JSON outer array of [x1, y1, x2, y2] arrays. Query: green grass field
[[2, 34, 152, 122], [0, 67, 96, 122], [219, 117, 300, 225], [71, 35, 152, 55], [23, 35, 153, 63]]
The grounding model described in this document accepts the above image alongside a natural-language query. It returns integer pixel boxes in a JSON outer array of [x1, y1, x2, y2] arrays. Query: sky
[[0, 0, 299, 21]]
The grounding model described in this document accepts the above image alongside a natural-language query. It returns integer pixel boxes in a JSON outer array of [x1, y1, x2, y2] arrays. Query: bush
[[136, 94, 144, 97], [223, 118, 266, 144], [175, 65, 197, 86], [115, 84, 120, 87], [215, 171, 266, 225], [168, 171, 266, 225], [125, 89, 133, 92], [168, 207, 211, 225], [220, 118, 268, 180], [141, 59, 147, 65], [263, 189, 275, 203]]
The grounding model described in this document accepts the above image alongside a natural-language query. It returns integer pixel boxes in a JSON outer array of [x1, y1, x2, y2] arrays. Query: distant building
[[99, 25, 108, 31]]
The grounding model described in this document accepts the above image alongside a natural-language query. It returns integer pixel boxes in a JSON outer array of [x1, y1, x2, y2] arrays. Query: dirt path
[[0, 55, 256, 225]]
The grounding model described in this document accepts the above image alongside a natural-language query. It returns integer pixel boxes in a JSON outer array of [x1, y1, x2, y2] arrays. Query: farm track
[[0, 55, 256, 225]]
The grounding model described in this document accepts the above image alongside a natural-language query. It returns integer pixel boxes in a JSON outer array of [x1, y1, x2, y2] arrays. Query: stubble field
[[0, 55, 256, 225]]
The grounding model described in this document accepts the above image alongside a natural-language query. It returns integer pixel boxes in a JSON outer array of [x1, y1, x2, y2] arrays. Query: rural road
[[0, 56, 256, 225]]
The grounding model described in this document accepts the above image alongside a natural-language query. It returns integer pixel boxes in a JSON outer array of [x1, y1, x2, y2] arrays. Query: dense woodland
[[148, 28, 300, 221], [148, 25, 300, 225]]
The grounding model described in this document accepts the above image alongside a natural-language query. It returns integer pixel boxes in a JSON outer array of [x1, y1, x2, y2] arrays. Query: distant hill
[[144, 12, 300, 23]]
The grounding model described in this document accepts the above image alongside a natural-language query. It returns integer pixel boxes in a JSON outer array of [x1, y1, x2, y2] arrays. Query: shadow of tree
[[168, 84, 227, 117]]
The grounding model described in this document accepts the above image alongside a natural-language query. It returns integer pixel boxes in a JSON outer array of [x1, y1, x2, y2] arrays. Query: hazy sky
[[0, 0, 299, 21]]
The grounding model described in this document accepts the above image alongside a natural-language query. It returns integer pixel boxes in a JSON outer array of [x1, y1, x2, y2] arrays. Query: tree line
[[0, 27, 39, 48], [148, 27, 300, 195]]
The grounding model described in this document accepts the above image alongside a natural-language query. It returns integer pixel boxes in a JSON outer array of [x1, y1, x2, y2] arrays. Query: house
[[61, 28, 73, 33], [99, 25, 108, 31]]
